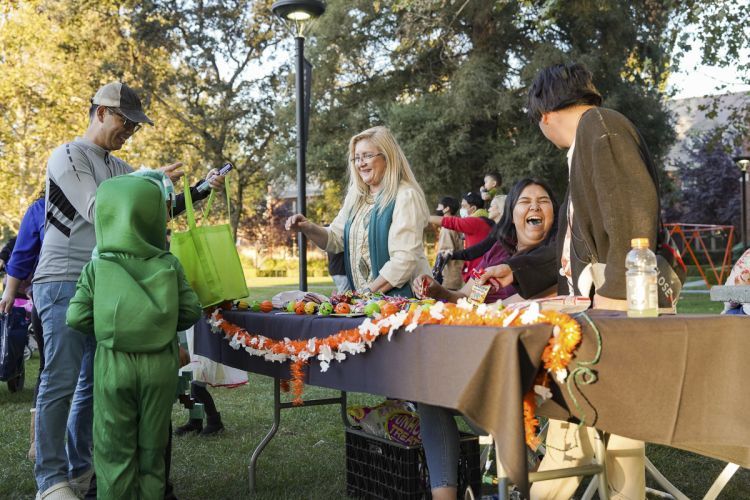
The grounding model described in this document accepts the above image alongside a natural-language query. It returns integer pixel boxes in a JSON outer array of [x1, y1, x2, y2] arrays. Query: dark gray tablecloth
[[194, 310, 750, 495]]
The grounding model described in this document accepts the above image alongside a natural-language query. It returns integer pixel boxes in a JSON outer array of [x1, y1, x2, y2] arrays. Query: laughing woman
[[414, 178, 558, 305], [285, 126, 431, 296], [411, 178, 558, 500]]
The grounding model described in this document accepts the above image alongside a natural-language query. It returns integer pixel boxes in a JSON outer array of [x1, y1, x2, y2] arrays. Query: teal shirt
[[343, 200, 413, 298]]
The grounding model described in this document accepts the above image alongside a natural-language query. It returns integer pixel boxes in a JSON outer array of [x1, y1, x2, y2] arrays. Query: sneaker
[[37, 482, 78, 500]]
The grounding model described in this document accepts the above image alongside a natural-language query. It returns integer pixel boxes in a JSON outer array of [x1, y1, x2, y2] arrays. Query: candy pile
[[235, 291, 439, 318]]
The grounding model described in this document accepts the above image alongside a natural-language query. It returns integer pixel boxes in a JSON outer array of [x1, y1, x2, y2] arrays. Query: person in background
[[480, 171, 502, 202], [433, 196, 463, 290], [285, 125, 430, 297], [430, 191, 493, 282], [0, 192, 46, 461], [440, 194, 507, 269], [66, 171, 202, 499], [0, 236, 17, 271], [327, 251, 350, 293], [722, 248, 750, 315], [479, 62, 660, 499]]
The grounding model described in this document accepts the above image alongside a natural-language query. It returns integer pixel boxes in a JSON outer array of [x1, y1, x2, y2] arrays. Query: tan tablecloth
[[194, 310, 750, 495]]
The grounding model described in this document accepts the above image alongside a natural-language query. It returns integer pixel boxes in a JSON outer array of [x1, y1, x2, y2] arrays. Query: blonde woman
[[285, 126, 430, 296]]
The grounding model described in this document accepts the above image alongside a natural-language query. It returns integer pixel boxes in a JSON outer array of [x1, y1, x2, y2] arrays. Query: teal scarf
[[343, 200, 413, 297]]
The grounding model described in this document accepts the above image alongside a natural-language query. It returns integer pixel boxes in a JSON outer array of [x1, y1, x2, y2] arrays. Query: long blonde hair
[[342, 126, 428, 219]]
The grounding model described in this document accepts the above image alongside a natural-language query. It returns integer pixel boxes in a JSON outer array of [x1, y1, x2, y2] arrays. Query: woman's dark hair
[[527, 63, 602, 123], [491, 178, 558, 254], [439, 196, 459, 216]]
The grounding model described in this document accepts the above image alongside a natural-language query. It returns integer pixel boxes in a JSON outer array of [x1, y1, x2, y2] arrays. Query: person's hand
[[412, 274, 441, 299], [159, 162, 185, 183], [476, 263, 514, 288], [178, 346, 191, 367], [0, 287, 16, 314], [439, 250, 453, 260], [285, 214, 308, 232], [204, 168, 225, 192]]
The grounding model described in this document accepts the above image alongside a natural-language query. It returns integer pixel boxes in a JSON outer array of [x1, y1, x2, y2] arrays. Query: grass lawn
[[1, 282, 747, 499]]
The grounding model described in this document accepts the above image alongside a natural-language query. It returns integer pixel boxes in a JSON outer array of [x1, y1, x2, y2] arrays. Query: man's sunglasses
[[107, 107, 142, 133]]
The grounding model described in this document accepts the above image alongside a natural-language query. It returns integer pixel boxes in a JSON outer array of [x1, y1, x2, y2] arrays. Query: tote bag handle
[[180, 174, 233, 228]]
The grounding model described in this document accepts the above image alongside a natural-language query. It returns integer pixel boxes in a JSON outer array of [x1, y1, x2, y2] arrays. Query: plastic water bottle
[[626, 238, 658, 317]]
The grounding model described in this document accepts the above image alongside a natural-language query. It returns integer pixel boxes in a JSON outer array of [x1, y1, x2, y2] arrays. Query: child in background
[[480, 171, 502, 202], [67, 170, 202, 498], [723, 248, 750, 315]]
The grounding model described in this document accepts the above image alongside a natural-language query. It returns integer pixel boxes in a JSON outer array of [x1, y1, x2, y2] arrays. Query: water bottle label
[[627, 274, 658, 312]]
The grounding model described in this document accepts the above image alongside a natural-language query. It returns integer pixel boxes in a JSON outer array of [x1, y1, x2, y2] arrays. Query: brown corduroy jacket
[[510, 107, 660, 300]]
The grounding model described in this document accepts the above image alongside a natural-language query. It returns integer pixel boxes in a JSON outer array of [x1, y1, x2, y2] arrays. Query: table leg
[[593, 430, 610, 500], [339, 390, 349, 428], [645, 457, 689, 500], [247, 378, 349, 494], [248, 377, 282, 494], [494, 438, 510, 500], [703, 463, 739, 500]]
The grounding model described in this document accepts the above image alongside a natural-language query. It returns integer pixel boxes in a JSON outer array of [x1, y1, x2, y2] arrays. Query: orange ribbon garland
[[208, 303, 582, 447]]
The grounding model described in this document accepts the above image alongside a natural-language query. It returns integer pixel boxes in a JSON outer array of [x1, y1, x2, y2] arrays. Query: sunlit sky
[[666, 33, 749, 100]]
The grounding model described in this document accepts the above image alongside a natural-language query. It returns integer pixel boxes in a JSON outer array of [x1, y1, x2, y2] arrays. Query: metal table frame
[[248, 376, 349, 493]]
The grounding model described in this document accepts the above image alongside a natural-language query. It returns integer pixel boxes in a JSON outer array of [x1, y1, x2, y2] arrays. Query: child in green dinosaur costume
[[67, 170, 202, 499]]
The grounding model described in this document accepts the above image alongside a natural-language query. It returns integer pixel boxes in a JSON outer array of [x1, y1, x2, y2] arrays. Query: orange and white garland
[[207, 298, 582, 448]]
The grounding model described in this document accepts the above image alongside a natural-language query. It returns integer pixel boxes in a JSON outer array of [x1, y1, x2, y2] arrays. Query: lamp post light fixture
[[734, 156, 750, 251], [272, 0, 325, 292]]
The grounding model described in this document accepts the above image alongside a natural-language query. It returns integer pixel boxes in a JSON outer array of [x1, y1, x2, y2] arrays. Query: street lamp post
[[272, 0, 326, 292], [734, 156, 750, 251]]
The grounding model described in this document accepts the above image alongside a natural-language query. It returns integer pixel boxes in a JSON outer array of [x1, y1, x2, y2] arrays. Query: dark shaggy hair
[[527, 63, 602, 123], [439, 196, 460, 216], [491, 178, 558, 254]]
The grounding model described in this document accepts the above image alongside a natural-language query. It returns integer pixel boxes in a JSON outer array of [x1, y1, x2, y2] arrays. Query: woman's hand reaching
[[413, 274, 445, 300], [285, 214, 308, 232], [475, 263, 514, 288]]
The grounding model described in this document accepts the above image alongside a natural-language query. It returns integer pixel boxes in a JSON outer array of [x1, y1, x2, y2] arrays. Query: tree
[[668, 132, 742, 228], [0, 0, 129, 233], [122, 0, 286, 236], [265, 0, 694, 214]]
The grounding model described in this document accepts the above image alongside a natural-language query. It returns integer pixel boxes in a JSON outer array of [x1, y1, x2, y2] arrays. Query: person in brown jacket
[[481, 62, 660, 499]]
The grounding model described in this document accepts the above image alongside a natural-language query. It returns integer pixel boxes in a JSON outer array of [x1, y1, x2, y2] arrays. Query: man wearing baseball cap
[[29, 82, 224, 500]]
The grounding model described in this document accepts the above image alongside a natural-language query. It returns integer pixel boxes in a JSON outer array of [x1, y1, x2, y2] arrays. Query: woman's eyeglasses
[[352, 152, 383, 165], [107, 107, 142, 133]]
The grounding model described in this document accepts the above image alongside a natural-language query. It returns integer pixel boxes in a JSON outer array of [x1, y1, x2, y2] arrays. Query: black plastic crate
[[345, 427, 481, 499]]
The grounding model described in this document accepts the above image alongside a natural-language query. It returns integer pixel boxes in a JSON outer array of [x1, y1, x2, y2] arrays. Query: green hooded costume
[[67, 172, 202, 499]]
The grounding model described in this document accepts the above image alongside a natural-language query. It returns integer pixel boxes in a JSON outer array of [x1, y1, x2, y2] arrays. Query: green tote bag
[[171, 176, 248, 307]]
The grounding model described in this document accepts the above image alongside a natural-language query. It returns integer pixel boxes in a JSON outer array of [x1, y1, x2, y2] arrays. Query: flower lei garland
[[207, 299, 582, 448]]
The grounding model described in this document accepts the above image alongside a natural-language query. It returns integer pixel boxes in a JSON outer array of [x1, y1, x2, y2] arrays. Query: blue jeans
[[419, 403, 487, 489], [418, 403, 460, 489], [34, 281, 95, 492]]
